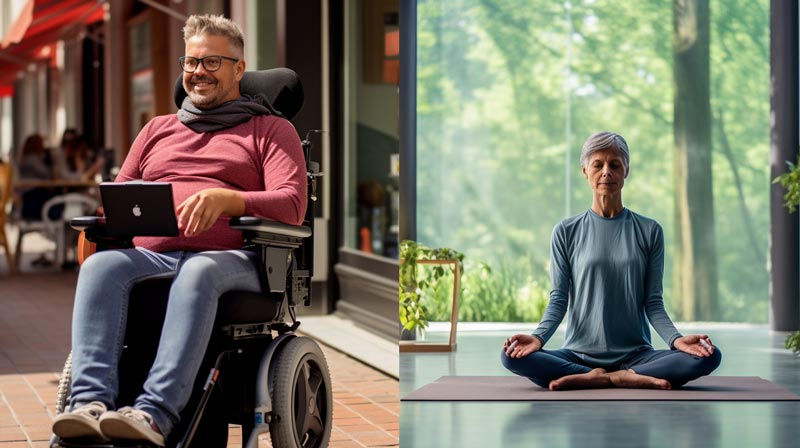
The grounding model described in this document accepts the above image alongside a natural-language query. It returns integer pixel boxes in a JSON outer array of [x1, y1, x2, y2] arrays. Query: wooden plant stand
[[399, 259, 460, 352]]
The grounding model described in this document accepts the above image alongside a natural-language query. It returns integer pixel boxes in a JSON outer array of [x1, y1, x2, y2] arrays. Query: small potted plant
[[786, 332, 800, 355], [399, 240, 464, 348], [773, 158, 800, 353]]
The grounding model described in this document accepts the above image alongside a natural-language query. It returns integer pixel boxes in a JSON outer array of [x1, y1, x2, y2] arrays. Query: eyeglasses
[[179, 55, 239, 73]]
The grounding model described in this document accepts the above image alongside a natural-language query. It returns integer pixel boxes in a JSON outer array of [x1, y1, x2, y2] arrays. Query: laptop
[[100, 182, 179, 237]]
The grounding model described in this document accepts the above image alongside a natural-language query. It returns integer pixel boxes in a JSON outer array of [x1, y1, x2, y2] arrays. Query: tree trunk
[[672, 0, 718, 321]]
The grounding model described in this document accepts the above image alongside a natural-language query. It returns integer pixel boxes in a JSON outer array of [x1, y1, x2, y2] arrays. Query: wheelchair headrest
[[173, 68, 304, 120]]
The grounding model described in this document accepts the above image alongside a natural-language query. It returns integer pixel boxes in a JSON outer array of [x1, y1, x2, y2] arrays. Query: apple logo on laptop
[[132, 204, 142, 217]]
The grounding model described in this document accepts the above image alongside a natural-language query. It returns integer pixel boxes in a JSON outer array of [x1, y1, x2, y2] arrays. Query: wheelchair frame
[[51, 128, 331, 448]]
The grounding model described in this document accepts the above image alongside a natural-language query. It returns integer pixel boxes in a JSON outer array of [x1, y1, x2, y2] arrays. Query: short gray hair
[[580, 131, 630, 174], [183, 14, 244, 58]]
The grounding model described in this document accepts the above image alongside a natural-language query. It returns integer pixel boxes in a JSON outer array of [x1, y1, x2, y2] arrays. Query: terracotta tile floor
[[0, 271, 398, 447]]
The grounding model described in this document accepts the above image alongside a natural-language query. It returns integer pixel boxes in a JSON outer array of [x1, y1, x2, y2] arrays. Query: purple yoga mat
[[402, 376, 800, 401]]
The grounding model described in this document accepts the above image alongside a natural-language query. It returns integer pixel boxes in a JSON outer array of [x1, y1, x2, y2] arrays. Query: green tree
[[672, 0, 718, 320]]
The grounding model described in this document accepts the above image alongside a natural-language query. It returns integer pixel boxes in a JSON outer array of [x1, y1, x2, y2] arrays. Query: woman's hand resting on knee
[[673, 334, 715, 357], [503, 334, 543, 358]]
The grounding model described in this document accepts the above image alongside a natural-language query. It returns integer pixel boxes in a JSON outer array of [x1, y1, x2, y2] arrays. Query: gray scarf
[[177, 93, 282, 133]]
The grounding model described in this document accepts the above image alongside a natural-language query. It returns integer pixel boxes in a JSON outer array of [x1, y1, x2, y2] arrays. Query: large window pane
[[343, 0, 400, 259], [416, 0, 769, 322]]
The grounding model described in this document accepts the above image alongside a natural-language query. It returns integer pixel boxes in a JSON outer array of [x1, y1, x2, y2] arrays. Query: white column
[[103, 1, 128, 166]]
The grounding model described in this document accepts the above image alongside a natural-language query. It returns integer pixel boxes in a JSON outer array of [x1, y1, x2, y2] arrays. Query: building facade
[[0, 0, 400, 340]]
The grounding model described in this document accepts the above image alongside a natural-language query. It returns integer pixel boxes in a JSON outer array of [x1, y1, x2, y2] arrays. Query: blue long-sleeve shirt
[[532, 208, 682, 366]]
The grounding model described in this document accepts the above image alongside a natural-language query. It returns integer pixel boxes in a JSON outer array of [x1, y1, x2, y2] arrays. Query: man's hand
[[673, 334, 715, 357], [177, 188, 245, 237], [503, 334, 543, 358]]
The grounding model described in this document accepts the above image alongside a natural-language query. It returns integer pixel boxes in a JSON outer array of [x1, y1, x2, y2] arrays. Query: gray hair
[[183, 14, 244, 58], [580, 131, 630, 175]]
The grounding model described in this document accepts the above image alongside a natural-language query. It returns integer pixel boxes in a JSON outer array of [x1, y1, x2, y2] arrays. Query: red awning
[[0, 0, 105, 86], [0, 85, 14, 98]]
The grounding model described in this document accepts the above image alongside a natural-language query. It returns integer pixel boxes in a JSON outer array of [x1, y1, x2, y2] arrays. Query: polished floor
[[400, 323, 800, 448]]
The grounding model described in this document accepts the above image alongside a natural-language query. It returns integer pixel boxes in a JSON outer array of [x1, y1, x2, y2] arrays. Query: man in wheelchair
[[52, 15, 315, 447]]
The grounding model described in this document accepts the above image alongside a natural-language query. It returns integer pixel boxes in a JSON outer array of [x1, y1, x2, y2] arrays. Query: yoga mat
[[402, 376, 800, 401]]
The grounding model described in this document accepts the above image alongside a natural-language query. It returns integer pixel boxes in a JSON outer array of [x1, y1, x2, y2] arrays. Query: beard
[[183, 75, 236, 110]]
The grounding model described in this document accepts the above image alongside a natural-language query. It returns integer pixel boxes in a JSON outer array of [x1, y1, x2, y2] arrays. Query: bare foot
[[607, 369, 671, 390], [549, 368, 611, 391]]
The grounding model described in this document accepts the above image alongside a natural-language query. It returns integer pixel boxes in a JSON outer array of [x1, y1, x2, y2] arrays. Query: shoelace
[[117, 407, 154, 425], [74, 401, 106, 418]]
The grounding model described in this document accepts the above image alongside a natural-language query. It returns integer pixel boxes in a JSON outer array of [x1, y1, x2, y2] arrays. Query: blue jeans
[[69, 247, 262, 436], [501, 346, 722, 389]]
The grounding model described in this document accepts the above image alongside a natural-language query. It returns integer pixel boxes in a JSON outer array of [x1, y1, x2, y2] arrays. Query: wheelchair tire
[[268, 336, 332, 448]]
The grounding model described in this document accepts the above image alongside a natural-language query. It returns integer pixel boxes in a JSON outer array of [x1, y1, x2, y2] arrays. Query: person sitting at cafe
[[17, 133, 56, 220], [16, 133, 57, 266], [55, 135, 104, 182]]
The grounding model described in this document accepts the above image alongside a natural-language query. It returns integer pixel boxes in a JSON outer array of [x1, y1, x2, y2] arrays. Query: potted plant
[[773, 159, 800, 354], [786, 332, 800, 355], [399, 240, 464, 342]]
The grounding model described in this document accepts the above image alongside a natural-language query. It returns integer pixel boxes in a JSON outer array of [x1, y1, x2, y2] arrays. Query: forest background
[[415, 0, 770, 323]]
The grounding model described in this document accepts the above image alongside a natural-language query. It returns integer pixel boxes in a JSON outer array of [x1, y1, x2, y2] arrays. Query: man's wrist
[[223, 189, 246, 216]]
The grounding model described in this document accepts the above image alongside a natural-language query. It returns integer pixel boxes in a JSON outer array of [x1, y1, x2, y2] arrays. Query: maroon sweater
[[116, 114, 307, 253]]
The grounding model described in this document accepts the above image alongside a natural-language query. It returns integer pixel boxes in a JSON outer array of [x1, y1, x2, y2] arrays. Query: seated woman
[[54, 134, 104, 182], [16, 134, 59, 266], [16, 133, 55, 220], [501, 131, 721, 391]]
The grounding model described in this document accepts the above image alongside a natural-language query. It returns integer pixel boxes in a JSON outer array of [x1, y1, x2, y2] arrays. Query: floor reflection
[[500, 402, 720, 448]]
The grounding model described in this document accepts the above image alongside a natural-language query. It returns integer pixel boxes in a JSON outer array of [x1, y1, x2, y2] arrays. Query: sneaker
[[99, 406, 165, 446], [52, 401, 107, 440]]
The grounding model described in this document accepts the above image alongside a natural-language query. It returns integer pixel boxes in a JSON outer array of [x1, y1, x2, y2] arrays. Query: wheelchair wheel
[[268, 336, 332, 448]]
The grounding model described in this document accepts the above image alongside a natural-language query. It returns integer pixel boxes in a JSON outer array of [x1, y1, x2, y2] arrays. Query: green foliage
[[398, 240, 464, 332], [399, 239, 550, 328], [786, 331, 800, 355], [773, 159, 800, 213], [401, 241, 550, 325], [425, 259, 549, 323], [773, 159, 800, 356]]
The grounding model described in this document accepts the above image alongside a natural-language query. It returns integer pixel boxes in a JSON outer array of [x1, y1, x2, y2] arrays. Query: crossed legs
[[501, 347, 722, 390]]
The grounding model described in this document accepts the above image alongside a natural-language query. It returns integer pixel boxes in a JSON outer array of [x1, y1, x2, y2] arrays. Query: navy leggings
[[501, 346, 722, 389]]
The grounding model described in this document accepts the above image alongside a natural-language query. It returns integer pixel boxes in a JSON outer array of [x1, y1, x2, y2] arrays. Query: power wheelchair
[[50, 68, 332, 448]]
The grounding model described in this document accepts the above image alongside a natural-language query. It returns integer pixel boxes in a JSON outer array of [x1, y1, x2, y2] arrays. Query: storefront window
[[343, 0, 400, 259]]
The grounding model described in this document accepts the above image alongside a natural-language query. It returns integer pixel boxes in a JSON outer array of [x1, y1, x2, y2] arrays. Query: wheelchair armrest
[[230, 216, 312, 239], [231, 217, 312, 303], [70, 216, 134, 248], [70, 216, 106, 232]]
